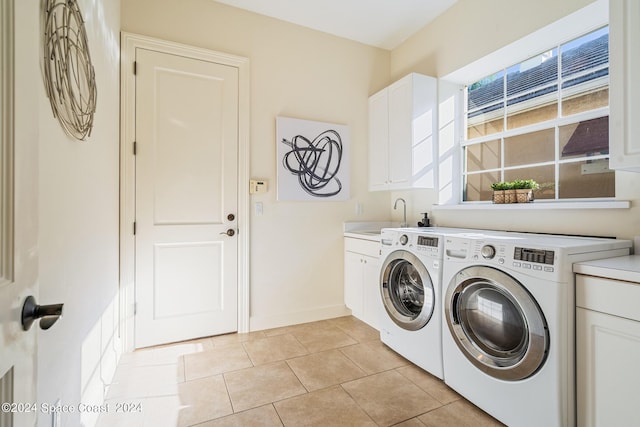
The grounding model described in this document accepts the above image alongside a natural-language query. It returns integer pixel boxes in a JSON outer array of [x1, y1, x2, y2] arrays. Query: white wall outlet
[[255, 202, 263, 216]]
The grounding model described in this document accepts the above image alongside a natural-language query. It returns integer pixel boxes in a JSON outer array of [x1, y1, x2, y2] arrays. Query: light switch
[[255, 202, 263, 216]]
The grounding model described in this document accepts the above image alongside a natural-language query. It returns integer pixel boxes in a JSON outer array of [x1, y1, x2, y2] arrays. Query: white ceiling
[[212, 0, 458, 50]]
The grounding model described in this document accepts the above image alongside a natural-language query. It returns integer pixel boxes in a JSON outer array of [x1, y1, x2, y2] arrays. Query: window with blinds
[[463, 26, 613, 202]]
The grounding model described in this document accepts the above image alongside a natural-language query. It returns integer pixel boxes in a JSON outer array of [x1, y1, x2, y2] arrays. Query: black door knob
[[21, 296, 64, 331]]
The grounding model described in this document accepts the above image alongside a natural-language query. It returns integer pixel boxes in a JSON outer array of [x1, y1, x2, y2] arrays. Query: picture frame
[[276, 116, 350, 201]]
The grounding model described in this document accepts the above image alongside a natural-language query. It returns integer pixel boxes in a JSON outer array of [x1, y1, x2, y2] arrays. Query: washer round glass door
[[444, 265, 549, 381], [380, 250, 434, 331]]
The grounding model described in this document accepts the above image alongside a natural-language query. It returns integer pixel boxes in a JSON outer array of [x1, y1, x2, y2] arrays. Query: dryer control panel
[[380, 230, 443, 261], [417, 235, 439, 248], [514, 247, 555, 265]]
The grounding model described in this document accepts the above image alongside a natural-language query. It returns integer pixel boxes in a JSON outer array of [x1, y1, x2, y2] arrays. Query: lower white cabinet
[[344, 237, 382, 329], [575, 270, 640, 427]]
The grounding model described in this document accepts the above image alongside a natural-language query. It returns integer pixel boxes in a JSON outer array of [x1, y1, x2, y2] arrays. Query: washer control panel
[[445, 236, 557, 275]]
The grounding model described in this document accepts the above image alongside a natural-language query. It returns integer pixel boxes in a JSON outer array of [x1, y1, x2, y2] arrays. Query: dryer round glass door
[[444, 265, 549, 381], [380, 250, 434, 331]]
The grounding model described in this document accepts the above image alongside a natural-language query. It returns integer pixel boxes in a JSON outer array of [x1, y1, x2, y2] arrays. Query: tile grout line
[[336, 383, 378, 426], [240, 340, 258, 367], [220, 371, 237, 415], [283, 358, 313, 394]]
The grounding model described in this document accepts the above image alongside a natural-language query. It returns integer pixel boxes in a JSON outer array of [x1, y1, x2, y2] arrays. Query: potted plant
[[512, 179, 539, 203], [491, 181, 508, 204], [503, 181, 517, 203]]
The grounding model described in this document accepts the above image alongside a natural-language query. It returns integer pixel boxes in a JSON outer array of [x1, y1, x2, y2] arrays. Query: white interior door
[[0, 0, 39, 424], [134, 47, 239, 348]]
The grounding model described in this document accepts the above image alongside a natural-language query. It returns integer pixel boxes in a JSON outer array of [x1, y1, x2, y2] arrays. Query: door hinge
[[133, 221, 136, 235], [133, 61, 137, 75], [133, 141, 137, 155]]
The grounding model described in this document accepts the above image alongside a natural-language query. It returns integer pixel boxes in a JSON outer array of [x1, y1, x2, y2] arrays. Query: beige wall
[[390, 0, 640, 241], [391, 0, 600, 79], [121, 0, 392, 329]]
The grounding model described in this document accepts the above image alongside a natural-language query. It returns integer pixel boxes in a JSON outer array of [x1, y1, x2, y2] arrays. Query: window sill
[[432, 200, 631, 211]]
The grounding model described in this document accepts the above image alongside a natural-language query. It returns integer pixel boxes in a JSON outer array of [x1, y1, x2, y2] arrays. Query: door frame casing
[[119, 32, 250, 351]]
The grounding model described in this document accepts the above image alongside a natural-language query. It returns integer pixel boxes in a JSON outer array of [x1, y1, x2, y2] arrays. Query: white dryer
[[379, 228, 444, 378], [378, 227, 474, 379], [440, 232, 631, 427]]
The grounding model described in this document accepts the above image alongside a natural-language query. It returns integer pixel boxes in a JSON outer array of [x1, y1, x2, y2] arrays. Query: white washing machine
[[441, 232, 631, 427], [378, 227, 477, 378]]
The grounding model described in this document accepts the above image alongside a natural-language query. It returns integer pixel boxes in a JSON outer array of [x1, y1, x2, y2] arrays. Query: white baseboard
[[249, 304, 351, 332]]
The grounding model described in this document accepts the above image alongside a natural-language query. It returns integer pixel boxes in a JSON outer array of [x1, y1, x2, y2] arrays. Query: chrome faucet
[[393, 198, 407, 227]]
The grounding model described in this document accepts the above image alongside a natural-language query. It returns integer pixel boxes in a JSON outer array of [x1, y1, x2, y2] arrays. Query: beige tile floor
[[97, 316, 503, 427]]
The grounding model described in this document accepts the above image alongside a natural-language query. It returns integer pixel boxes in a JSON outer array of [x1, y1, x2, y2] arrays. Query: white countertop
[[573, 255, 640, 283], [343, 221, 396, 242], [343, 231, 381, 242]]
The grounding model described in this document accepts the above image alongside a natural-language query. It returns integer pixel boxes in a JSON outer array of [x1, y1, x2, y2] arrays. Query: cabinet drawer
[[344, 237, 381, 258], [576, 274, 640, 321]]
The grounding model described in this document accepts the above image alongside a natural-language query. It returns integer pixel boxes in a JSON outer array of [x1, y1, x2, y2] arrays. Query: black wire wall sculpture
[[42, 0, 97, 140], [281, 130, 344, 198], [276, 116, 350, 201]]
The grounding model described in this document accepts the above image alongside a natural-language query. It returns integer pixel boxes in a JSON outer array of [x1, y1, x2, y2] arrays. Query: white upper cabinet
[[609, 0, 640, 172], [369, 89, 390, 190], [368, 73, 437, 191]]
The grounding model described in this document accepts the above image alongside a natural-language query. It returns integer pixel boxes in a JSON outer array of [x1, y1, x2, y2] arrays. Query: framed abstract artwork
[[276, 116, 350, 201]]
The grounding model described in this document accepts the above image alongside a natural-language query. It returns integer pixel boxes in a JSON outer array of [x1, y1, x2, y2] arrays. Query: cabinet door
[[387, 76, 413, 187], [361, 254, 381, 330], [577, 307, 640, 426], [344, 251, 364, 318], [368, 89, 389, 191], [610, 0, 640, 172]]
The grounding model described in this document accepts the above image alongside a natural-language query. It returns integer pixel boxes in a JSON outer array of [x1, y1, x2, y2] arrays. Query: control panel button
[[399, 235, 409, 245], [481, 245, 496, 259]]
